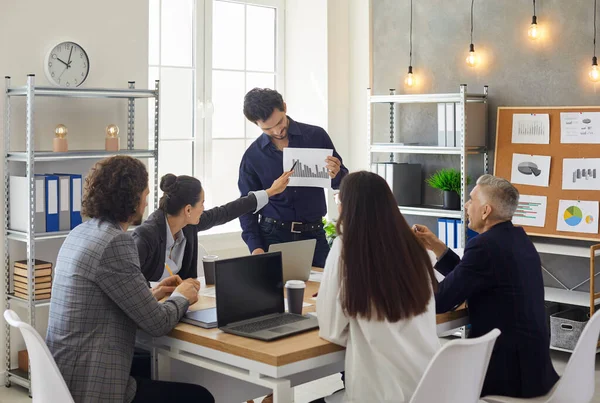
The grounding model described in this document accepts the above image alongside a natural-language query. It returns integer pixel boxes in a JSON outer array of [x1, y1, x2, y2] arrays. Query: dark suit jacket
[[435, 221, 559, 398], [133, 194, 257, 281]]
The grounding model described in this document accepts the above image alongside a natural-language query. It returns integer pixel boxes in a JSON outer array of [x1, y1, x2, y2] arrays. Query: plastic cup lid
[[285, 280, 306, 289], [202, 255, 218, 261]]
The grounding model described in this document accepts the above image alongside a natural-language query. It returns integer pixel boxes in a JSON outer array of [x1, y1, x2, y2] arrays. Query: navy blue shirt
[[238, 117, 348, 252]]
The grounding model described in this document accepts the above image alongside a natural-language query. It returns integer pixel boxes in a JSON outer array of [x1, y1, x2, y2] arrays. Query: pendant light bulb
[[590, 57, 600, 82], [528, 16, 539, 40], [405, 66, 415, 87], [466, 44, 478, 67]]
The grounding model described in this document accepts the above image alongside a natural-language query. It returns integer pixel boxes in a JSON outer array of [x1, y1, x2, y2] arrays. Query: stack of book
[[13, 259, 52, 301]]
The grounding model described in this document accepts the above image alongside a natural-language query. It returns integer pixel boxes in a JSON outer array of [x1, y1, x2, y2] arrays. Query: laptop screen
[[215, 252, 284, 327]]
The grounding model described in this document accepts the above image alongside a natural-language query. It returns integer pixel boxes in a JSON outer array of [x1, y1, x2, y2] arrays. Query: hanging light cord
[[533, 0, 536, 17], [470, 0, 475, 44], [594, 0, 597, 58], [409, 0, 413, 66]]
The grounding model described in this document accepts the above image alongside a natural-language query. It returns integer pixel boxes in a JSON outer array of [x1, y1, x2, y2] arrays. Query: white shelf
[[369, 93, 487, 104], [399, 205, 462, 219], [534, 241, 595, 258], [7, 226, 138, 242], [370, 144, 486, 155], [7, 294, 51, 307], [544, 287, 599, 308], [6, 149, 156, 162], [7, 86, 156, 99], [7, 368, 29, 388], [549, 345, 600, 354]]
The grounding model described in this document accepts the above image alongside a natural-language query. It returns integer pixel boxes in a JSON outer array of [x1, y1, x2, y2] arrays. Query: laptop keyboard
[[230, 314, 307, 334]]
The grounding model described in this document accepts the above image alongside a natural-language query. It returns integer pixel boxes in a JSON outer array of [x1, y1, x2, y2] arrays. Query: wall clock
[[45, 41, 89, 87]]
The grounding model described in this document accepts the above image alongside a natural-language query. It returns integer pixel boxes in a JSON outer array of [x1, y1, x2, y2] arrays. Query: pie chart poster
[[556, 200, 599, 234], [511, 153, 551, 187]]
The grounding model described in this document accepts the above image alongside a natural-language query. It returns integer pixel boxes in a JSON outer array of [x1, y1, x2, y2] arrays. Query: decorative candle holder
[[53, 124, 68, 152], [105, 124, 120, 152]]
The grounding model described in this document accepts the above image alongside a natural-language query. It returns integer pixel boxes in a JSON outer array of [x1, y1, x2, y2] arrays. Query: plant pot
[[443, 191, 460, 210]]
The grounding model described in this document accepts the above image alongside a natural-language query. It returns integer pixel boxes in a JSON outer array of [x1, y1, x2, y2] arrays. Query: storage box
[[18, 350, 28, 372], [544, 302, 560, 335], [372, 162, 422, 206], [550, 308, 589, 351]]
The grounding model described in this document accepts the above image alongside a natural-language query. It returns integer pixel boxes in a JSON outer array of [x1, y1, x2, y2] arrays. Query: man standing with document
[[238, 88, 348, 267]]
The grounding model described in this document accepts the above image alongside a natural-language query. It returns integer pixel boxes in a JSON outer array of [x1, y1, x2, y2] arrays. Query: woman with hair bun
[[133, 171, 291, 281]]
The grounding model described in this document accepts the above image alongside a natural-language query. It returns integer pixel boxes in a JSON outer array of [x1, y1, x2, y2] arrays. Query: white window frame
[[200, 0, 285, 232]]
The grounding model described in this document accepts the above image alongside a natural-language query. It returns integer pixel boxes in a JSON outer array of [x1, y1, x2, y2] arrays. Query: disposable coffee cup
[[285, 280, 306, 315], [202, 255, 218, 285]]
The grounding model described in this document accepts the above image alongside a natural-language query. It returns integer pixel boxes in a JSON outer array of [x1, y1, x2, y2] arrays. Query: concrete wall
[[372, 0, 600, 292]]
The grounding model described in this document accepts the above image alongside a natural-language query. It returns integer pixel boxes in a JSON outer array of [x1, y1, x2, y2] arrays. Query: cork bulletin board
[[494, 106, 600, 242]]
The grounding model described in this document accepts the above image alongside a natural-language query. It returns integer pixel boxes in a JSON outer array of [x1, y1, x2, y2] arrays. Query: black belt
[[261, 217, 323, 234]]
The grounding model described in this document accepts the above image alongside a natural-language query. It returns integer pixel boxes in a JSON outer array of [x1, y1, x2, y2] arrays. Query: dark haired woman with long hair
[[314, 171, 440, 403], [133, 171, 291, 282]]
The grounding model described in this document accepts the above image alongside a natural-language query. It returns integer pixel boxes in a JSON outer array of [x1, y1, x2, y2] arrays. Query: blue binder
[[36, 174, 59, 232], [55, 173, 83, 229]]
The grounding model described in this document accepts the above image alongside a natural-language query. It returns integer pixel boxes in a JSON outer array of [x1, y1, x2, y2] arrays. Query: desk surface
[[167, 273, 468, 367]]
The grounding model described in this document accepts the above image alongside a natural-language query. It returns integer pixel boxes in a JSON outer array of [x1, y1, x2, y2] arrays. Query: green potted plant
[[322, 217, 338, 247], [426, 168, 471, 210]]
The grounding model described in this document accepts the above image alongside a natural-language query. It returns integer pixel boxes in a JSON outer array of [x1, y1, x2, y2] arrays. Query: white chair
[[409, 328, 501, 403], [4, 310, 74, 403], [483, 309, 600, 403]]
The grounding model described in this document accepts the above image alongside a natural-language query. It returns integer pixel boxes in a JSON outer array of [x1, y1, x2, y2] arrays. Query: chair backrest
[[3, 310, 74, 403], [548, 309, 600, 403], [410, 328, 501, 403]]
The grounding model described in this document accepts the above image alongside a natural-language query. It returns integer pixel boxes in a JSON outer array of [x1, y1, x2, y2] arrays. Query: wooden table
[[138, 274, 468, 403]]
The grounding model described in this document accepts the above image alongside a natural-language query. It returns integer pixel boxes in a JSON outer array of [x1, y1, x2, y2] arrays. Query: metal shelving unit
[[3, 75, 160, 393], [367, 84, 489, 247]]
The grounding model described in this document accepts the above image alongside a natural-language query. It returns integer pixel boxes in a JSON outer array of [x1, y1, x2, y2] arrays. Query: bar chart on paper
[[283, 147, 333, 188], [290, 160, 330, 179], [562, 158, 600, 190], [513, 195, 547, 228]]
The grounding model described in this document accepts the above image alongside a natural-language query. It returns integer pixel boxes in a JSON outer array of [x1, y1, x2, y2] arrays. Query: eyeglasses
[[334, 193, 341, 205]]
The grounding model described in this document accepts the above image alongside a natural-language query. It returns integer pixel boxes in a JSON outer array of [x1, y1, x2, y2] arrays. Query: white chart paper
[[562, 158, 600, 190], [560, 112, 600, 144], [556, 199, 599, 234], [513, 195, 547, 228], [511, 153, 551, 187], [283, 148, 333, 188], [512, 113, 550, 144]]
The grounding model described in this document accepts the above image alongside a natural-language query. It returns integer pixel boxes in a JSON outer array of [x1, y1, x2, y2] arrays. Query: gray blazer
[[46, 219, 189, 403]]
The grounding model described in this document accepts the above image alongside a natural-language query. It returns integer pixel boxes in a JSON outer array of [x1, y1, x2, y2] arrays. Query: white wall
[[284, 0, 328, 129], [0, 0, 149, 371]]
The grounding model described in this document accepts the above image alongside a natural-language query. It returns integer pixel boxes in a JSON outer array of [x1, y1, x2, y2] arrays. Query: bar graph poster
[[556, 199, 599, 234], [513, 195, 547, 228], [560, 112, 600, 144], [283, 147, 333, 188], [511, 113, 550, 144], [561, 158, 600, 191]]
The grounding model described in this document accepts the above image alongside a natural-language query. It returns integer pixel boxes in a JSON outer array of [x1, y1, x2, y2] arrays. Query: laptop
[[215, 252, 319, 341], [268, 239, 317, 282]]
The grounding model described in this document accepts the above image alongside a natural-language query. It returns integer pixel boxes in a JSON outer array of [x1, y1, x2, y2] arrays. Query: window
[[149, 0, 196, 185], [149, 0, 284, 233]]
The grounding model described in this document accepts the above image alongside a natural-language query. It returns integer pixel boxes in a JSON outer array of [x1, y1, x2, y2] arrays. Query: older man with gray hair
[[413, 174, 558, 399]]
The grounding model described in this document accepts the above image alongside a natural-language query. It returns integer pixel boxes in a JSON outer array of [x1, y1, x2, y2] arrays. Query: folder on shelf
[[437, 218, 447, 245], [42, 174, 60, 232], [377, 163, 386, 179], [457, 220, 464, 248], [55, 174, 71, 231], [437, 103, 447, 146], [54, 173, 83, 229], [14, 284, 51, 296], [447, 219, 457, 248], [9, 176, 46, 233], [446, 103, 457, 147], [14, 259, 52, 270]]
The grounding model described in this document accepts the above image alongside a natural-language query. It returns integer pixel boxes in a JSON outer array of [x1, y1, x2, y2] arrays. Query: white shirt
[[160, 217, 187, 280], [317, 238, 441, 403]]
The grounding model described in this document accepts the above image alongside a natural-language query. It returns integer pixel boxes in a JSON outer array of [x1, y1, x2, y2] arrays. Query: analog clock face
[[45, 42, 89, 87]]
